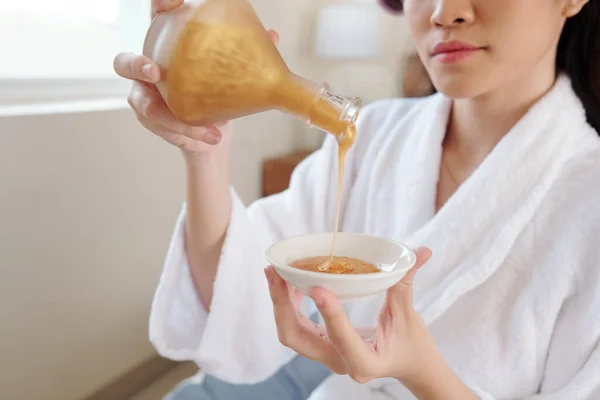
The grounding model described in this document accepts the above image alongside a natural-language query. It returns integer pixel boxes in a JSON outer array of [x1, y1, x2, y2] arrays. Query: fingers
[[400, 246, 432, 287], [130, 106, 173, 138], [131, 110, 198, 151], [311, 287, 380, 382], [265, 267, 301, 344], [114, 53, 161, 83], [128, 82, 223, 145], [265, 267, 343, 369], [267, 29, 280, 46], [291, 287, 304, 310], [152, 0, 184, 18], [387, 247, 432, 310]]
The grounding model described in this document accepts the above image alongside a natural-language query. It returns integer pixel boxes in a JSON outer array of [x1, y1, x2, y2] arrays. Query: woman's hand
[[264, 247, 433, 381], [113, 49, 230, 154], [265, 248, 478, 399], [112, 0, 279, 156]]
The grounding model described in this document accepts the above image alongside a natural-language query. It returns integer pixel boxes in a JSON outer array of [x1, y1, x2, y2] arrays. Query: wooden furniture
[[262, 150, 314, 197]]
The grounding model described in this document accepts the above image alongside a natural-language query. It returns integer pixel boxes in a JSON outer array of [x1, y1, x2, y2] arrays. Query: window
[[0, 0, 150, 105]]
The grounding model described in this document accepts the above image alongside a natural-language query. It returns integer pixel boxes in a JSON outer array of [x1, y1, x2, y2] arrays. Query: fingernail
[[142, 64, 152, 78], [264, 268, 274, 287], [142, 98, 152, 116], [312, 295, 324, 308], [203, 130, 222, 145]]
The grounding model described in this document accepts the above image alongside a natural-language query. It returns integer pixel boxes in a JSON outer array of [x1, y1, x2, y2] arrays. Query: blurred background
[[0, 0, 432, 399]]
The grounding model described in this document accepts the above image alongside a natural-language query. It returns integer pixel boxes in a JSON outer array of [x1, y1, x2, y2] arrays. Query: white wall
[[0, 107, 299, 400], [0, 1, 411, 399], [0, 109, 185, 400]]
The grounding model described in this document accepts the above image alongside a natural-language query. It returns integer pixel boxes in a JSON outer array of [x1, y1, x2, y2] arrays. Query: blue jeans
[[168, 355, 331, 400]]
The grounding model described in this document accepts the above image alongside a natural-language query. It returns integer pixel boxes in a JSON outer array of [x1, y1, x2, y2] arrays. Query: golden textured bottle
[[143, 0, 363, 273], [143, 0, 362, 140]]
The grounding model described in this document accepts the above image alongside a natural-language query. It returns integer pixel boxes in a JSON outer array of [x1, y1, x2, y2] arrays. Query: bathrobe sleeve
[[148, 101, 398, 384], [472, 169, 600, 400], [528, 257, 600, 399], [471, 271, 600, 400]]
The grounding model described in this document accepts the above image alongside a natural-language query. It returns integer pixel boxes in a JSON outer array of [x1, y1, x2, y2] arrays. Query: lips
[[432, 41, 482, 56], [431, 41, 484, 63]]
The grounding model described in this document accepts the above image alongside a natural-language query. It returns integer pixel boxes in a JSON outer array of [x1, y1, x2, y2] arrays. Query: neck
[[445, 64, 557, 163]]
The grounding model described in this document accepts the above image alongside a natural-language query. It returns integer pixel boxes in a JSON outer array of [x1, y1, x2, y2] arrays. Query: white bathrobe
[[150, 75, 600, 399]]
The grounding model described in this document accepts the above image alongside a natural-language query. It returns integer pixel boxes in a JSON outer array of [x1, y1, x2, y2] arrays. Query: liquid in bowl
[[289, 256, 380, 274]]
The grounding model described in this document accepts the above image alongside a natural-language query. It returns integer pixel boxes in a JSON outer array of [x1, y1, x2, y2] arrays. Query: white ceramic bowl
[[265, 232, 417, 301]]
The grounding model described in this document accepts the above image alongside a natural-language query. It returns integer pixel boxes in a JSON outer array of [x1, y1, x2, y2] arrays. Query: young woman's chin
[[429, 73, 487, 99], [424, 51, 499, 99]]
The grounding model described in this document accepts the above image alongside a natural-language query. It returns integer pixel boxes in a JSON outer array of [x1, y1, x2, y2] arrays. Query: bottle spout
[[309, 83, 362, 139]]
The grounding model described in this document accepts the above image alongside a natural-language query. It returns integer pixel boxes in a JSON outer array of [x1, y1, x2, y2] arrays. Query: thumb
[[267, 29, 280, 47], [387, 247, 432, 308], [400, 246, 432, 286], [152, 0, 185, 18]]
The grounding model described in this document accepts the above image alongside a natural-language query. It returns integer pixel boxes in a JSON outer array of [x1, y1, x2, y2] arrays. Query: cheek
[[404, 0, 433, 71], [403, 0, 430, 42], [486, 1, 564, 66]]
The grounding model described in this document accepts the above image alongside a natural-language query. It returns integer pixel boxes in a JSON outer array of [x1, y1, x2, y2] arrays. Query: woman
[[114, 0, 600, 398]]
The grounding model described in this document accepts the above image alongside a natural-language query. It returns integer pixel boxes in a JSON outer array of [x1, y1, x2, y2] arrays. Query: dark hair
[[558, 1, 600, 133], [379, 0, 600, 133]]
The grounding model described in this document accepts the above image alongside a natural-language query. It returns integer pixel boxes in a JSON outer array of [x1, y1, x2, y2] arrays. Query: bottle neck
[[274, 75, 362, 139], [310, 83, 362, 139]]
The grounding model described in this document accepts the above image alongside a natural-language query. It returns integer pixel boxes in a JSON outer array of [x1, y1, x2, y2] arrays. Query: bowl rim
[[265, 232, 417, 282]]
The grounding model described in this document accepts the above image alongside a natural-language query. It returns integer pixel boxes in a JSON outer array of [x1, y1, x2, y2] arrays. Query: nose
[[430, 0, 475, 28]]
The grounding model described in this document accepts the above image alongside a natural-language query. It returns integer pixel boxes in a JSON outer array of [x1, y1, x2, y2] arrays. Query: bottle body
[[143, 0, 361, 138]]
